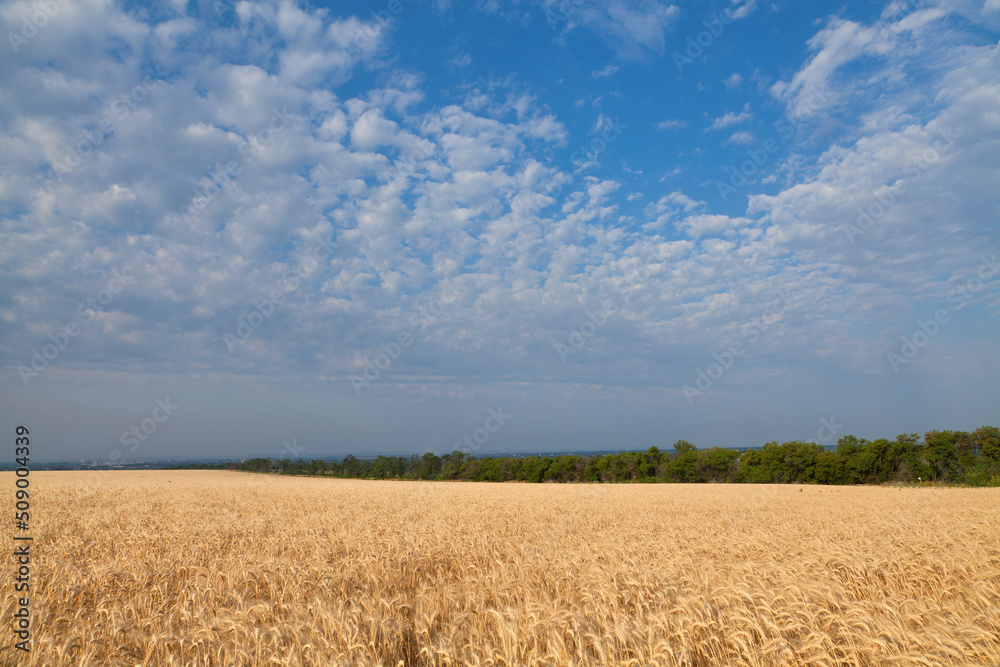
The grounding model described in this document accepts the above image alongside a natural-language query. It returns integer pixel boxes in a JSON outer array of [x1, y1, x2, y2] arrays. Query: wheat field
[[1, 471, 998, 666]]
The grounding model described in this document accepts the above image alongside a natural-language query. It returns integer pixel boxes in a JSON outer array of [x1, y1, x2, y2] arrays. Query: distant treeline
[[226, 427, 1000, 486]]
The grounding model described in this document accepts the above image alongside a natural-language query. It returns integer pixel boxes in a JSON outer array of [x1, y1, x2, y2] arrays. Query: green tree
[[777, 441, 823, 483], [665, 441, 702, 482], [369, 455, 405, 479], [924, 430, 959, 482], [403, 454, 421, 479], [545, 455, 583, 482], [520, 456, 552, 483], [813, 450, 844, 485], [617, 451, 643, 481], [736, 446, 773, 483], [700, 447, 740, 483], [477, 457, 505, 481], [418, 452, 442, 480], [341, 454, 362, 478], [866, 438, 896, 483], [836, 435, 862, 483], [439, 451, 467, 480], [584, 455, 606, 482], [886, 433, 924, 482], [673, 440, 696, 455], [232, 424, 998, 486], [644, 446, 664, 479], [241, 458, 271, 473], [973, 426, 1000, 476]]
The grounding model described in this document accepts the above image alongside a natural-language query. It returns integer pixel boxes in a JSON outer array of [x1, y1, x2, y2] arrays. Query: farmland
[[2, 471, 998, 666]]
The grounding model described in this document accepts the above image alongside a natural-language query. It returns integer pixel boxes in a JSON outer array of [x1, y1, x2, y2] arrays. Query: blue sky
[[1, 0, 998, 462]]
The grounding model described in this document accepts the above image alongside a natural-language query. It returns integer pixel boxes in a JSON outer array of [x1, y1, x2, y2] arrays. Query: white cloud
[[350, 109, 401, 150], [643, 191, 703, 228], [771, 19, 875, 117], [727, 131, 754, 145], [728, 0, 757, 21], [765, 7, 956, 120], [656, 118, 685, 130], [708, 105, 752, 130], [521, 115, 568, 144], [593, 64, 620, 78], [676, 214, 750, 239], [449, 52, 472, 68], [547, 0, 680, 59], [749, 42, 1000, 313], [663, 191, 701, 212], [723, 73, 743, 88]]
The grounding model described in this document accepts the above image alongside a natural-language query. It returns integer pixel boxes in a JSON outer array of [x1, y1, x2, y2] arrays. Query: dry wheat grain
[[1, 472, 997, 666]]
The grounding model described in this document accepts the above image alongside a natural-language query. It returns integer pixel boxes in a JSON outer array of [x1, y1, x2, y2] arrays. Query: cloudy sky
[[1, 0, 998, 462]]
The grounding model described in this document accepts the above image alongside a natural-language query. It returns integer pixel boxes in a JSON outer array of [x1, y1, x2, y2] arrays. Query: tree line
[[229, 426, 1000, 486]]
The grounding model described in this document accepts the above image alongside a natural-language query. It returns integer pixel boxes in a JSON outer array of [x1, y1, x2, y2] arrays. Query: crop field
[[2, 471, 998, 666]]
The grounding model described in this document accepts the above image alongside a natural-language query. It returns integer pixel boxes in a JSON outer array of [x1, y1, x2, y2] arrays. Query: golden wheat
[[1, 471, 998, 666]]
